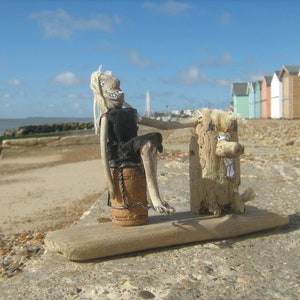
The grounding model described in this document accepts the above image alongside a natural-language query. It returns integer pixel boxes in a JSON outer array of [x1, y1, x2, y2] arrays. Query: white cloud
[[67, 93, 79, 99], [29, 9, 119, 39], [218, 79, 231, 87], [144, 0, 191, 15], [53, 72, 80, 85], [249, 73, 265, 81], [179, 66, 212, 85], [178, 65, 232, 87], [219, 12, 231, 26], [67, 93, 91, 100], [3, 93, 12, 99], [8, 79, 21, 86], [208, 52, 233, 66], [129, 49, 151, 67], [72, 102, 85, 114], [200, 50, 233, 67]]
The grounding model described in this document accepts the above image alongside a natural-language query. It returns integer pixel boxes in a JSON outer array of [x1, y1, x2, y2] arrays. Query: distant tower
[[145, 90, 151, 117]]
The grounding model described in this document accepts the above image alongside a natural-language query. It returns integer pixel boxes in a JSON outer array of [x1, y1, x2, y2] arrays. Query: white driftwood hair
[[90, 65, 113, 134]]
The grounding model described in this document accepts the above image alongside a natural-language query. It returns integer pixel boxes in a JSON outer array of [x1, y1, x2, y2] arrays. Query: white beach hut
[[271, 71, 282, 119]]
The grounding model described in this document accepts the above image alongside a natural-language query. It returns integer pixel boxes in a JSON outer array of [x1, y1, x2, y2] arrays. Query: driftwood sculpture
[[189, 109, 255, 215], [90, 66, 194, 225], [45, 72, 288, 261]]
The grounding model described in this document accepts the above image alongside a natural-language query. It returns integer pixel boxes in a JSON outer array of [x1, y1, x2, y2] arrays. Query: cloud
[[217, 79, 232, 87], [249, 73, 265, 82], [53, 72, 80, 85], [200, 50, 233, 67], [144, 0, 191, 15], [219, 12, 231, 26], [66, 93, 79, 99], [216, 52, 233, 65], [73, 103, 80, 109], [66, 93, 91, 100], [128, 49, 151, 67], [29, 9, 119, 39], [3, 93, 12, 99], [178, 65, 232, 87], [178, 66, 212, 85], [8, 79, 21, 86]]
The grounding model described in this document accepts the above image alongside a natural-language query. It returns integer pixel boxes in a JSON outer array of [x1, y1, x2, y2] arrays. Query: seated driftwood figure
[[189, 109, 255, 215], [90, 66, 195, 224]]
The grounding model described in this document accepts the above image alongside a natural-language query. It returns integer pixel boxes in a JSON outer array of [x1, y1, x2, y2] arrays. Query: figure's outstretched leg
[[140, 138, 175, 215]]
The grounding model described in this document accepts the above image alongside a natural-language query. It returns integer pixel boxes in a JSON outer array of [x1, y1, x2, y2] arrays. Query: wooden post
[[189, 109, 246, 215]]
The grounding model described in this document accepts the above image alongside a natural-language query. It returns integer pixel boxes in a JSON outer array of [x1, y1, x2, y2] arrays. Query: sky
[[0, 0, 300, 118]]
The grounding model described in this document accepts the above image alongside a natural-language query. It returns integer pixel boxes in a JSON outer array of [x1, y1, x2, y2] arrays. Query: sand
[[0, 147, 106, 235]]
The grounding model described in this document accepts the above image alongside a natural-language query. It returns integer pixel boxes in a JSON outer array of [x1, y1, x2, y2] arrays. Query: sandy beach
[[0, 145, 106, 235]]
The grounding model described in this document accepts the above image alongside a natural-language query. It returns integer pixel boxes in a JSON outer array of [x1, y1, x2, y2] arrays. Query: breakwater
[[1, 121, 94, 137], [0, 121, 97, 158]]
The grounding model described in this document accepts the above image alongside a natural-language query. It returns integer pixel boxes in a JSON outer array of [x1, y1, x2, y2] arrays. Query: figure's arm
[[100, 114, 116, 198], [123, 100, 196, 130], [137, 116, 196, 130]]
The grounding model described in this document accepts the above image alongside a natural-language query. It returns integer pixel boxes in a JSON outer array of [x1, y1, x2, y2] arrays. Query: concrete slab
[[45, 206, 289, 261]]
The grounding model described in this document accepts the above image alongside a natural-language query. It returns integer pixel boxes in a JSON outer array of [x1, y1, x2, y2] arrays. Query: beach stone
[[139, 290, 156, 299]]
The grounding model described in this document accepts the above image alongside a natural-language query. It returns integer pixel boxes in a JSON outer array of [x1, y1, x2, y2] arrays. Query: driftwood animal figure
[[189, 108, 255, 216], [90, 66, 195, 223]]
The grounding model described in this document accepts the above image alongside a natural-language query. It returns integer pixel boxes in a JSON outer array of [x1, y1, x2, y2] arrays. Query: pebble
[[0, 231, 46, 279], [139, 290, 156, 299]]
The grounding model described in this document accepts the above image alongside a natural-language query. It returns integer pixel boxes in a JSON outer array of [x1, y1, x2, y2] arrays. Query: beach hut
[[248, 82, 256, 119], [231, 83, 249, 118], [271, 71, 282, 119], [261, 76, 272, 119], [279, 65, 300, 119], [254, 80, 262, 119]]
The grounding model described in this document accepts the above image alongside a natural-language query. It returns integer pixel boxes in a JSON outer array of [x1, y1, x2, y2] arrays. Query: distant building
[[230, 65, 300, 119], [248, 82, 256, 119], [225, 102, 233, 112], [279, 65, 300, 119], [271, 71, 282, 119], [231, 83, 249, 118], [261, 75, 272, 119], [254, 80, 262, 119]]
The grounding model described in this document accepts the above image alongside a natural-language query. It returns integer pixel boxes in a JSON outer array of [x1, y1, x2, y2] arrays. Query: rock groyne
[[2, 121, 94, 137], [0, 122, 98, 158]]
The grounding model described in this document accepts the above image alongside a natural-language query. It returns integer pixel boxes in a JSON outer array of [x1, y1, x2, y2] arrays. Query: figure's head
[[90, 66, 125, 118], [98, 72, 124, 110]]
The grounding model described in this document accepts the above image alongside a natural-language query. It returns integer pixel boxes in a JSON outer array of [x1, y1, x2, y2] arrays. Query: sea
[[0, 117, 93, 135]]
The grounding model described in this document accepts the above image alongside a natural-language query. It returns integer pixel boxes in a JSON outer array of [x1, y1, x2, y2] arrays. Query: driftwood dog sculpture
[[90, 66, 195, 223], [190, 109, 255, 215]]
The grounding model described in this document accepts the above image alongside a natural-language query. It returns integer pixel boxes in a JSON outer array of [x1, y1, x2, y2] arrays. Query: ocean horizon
[[0, 117, 93, 134]]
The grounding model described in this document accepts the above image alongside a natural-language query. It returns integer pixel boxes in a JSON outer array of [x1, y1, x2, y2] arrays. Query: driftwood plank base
[[45, 206, 288, 261]]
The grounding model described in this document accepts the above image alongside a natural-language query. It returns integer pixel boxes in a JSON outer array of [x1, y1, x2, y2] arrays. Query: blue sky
[[0, 0, 299, 118]]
